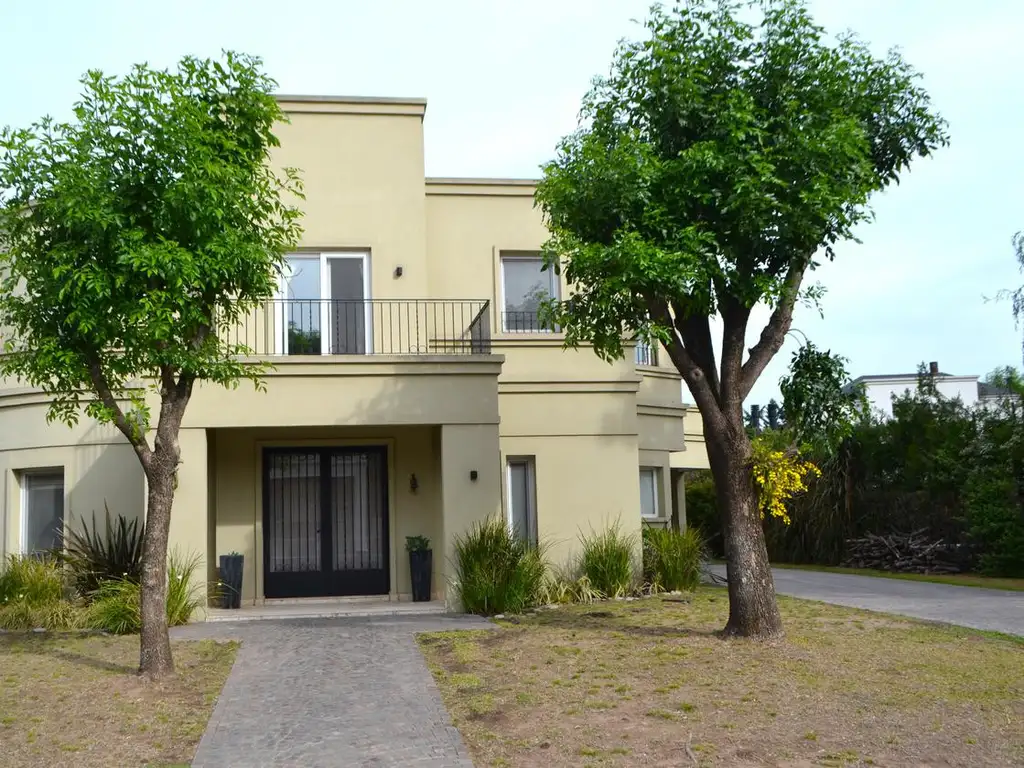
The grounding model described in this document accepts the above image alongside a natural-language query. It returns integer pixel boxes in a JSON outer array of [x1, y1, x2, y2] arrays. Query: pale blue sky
[[3, 1, 1021, 405]]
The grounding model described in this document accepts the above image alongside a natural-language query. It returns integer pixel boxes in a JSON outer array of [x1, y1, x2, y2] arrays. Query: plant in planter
[[218, 551, 244, 609], [405, 535, 432, 603]]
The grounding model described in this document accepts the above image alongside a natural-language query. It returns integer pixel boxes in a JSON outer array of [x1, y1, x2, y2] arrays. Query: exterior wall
[[501, 433, 641, 568], [181, 358, 502, 430], [211, 425, 448, 605], [671, 405, 710, 471], [272, 98, 430, 297], [860, 376, 980, 418], [0, 387, 145, 560], [425, 181, 685, 568]]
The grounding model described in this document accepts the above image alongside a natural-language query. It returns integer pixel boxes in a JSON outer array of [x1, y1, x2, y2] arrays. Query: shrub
[[0, 599, 86, 631], [166, 550, 204, 626], [62, 506, 144, 596], [577, 523, 637, 598], [0, 555, 85, 630], [538, 572, 602, 605], [87, 579, 139, 634], [87, 549, 204, 634], [452, 518, 547, 615], [0, 554, 65, 606], [642, 526, 705, 592]]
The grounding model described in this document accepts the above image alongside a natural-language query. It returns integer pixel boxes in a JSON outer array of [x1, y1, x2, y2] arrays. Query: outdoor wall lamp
[[470, 470, 478, 481], [409, 473, 419, 493], [394, 265, 404, 278]]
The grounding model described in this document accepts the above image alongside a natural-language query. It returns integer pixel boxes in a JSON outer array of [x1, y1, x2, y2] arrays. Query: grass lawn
[[770, 563, 1024, 592], [0, 632, 236, 768], [420, 590, 1023, 767]]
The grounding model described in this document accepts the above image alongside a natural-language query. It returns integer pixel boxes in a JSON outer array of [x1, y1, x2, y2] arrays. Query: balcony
[[222, 299, 492, 357], [500, 310, 560, 334]]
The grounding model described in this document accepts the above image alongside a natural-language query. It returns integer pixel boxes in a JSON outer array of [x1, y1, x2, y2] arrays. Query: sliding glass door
[[277, 252, 370, 355]]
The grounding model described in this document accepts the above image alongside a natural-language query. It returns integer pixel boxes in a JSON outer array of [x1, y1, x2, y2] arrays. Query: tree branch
[[719, 295, 751, 416], [86, 360, 153, 470], [675, 311, 722, 403], [739, 261, 806, 401], [648, 300, 725, 432]]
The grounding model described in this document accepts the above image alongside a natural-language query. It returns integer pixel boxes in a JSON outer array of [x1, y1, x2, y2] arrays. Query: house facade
[[852, 361, 1010, 418], [0, 95, 689, 611]]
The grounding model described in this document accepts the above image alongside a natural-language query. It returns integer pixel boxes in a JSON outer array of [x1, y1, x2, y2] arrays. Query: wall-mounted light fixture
[[409, 473, 419, 493], [469, 470, 478, 482], [394, 265, 404, 278]]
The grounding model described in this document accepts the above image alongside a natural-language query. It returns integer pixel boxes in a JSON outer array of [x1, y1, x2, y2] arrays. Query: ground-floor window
[[21, 469, 65, 554], [506, 457, 538, 547], [639, 467, 661, 520]]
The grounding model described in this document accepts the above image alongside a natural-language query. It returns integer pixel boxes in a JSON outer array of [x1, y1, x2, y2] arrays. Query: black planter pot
[[219, 554, 244, 609], [409, 549, 432, 603]]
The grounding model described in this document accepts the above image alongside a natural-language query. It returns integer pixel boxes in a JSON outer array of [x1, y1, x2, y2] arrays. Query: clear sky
[[2, 0, 1021, 405]]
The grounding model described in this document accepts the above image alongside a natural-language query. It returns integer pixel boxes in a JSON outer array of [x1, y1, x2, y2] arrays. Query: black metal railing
[[221, 299, 492, 356], [635, 341, 658, 366], [500, 310, 560, 333]]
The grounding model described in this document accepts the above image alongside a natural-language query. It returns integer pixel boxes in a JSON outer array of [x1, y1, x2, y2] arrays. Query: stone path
[[173, 614, 495, 767], [709, 564, 1024, 636]]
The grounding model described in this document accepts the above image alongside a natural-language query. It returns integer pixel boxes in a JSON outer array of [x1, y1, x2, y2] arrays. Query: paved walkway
[[710, 564, 1024, 636], [173, 614, 495, 767]]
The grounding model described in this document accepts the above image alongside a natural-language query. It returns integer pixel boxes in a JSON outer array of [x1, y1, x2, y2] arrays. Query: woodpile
[[841, 529, 963, 574]]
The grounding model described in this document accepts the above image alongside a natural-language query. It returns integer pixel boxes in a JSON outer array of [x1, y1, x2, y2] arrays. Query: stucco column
[[439, 423, 502, 608], [672, 470, 687, 532], [166, 427, 209, 614]]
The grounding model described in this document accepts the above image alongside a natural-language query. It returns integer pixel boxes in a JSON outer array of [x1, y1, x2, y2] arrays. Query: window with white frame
[[506, 457, 538, 546], [639, 467, 660, 519], [634, 340, 658, 366], [277, 251, 371, 355], [21, 470, 65, 554], [500, 253, 559, 332]]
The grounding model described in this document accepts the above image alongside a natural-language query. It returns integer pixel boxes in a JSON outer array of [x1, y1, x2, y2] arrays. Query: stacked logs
[[841, 529, 963, 574]]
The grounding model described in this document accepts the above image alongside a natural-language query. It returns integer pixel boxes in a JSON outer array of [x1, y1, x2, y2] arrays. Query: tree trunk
[[137, 384, 189, 679], [706, 417, 784, 639], [139, 464, 175, 677]]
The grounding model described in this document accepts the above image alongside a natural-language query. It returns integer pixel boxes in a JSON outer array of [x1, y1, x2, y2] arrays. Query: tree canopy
[[0, 52, 302, 455], [536, 0, 948, 417]]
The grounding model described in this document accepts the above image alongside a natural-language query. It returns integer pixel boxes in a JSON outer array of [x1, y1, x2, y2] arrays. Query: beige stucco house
[[0, 95, 694, 612]]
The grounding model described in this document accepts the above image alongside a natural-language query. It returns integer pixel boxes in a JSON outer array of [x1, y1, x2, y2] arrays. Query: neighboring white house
[[851, 361, 1012, 418]]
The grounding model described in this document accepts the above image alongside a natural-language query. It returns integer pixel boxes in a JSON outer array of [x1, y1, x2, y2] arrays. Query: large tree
[[536, 0, 947, 637], [0, 53, 302, 676]]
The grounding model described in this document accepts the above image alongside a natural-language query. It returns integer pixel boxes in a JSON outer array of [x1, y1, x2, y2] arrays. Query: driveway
[[172, 614, 494, 768], [710, 564, 1024, 636]]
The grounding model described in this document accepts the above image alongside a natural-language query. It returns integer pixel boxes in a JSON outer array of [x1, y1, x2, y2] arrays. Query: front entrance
[[263, 446, 389, 598]]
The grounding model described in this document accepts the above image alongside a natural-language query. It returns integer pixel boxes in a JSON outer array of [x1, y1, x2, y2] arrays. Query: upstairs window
[[500, 254, 559, 332]]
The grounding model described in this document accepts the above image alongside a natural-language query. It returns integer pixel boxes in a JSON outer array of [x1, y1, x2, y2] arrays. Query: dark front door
[[263, 447, 389, 598]]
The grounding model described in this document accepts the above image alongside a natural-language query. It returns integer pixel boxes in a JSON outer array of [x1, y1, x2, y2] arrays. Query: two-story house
[[0, 95, 689, 611]]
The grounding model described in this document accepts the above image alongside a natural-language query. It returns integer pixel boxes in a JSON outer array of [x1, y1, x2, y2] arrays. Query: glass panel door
[[266, 452, 321, 575], [327, 257, 367, 354], [282, 255, 322, 354], [263, 447, 389, 598]]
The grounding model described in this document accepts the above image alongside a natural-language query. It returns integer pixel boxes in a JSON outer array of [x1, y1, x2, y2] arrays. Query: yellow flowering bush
[[751, 438, 821, 524]]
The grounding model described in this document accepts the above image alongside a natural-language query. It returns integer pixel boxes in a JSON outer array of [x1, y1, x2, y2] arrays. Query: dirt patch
[[0, 631, 237, 767], [419, 590, 1024, 767]]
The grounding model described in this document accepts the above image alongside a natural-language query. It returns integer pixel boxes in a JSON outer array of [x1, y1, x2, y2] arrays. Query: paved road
[[709, 564, 1024, 636], [173, 614, 495, 768]]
